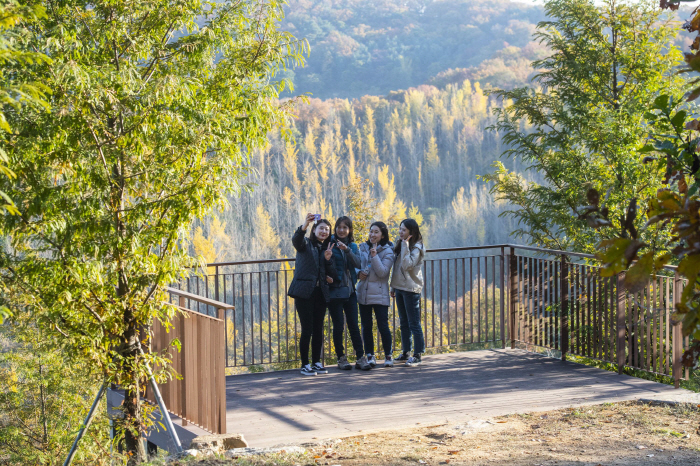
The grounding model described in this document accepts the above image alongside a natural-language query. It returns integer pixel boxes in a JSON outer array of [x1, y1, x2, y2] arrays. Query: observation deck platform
[[200, 349, 697, 448]]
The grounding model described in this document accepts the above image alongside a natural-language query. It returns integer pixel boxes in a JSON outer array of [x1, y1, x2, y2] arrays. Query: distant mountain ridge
[[280, 0, 546, 99]]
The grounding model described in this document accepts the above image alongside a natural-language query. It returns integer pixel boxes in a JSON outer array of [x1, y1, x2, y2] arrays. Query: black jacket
[[287, 226, 335, 301]]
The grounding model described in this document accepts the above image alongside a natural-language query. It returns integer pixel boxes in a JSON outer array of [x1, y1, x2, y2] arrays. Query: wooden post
[[217, 307, 227, 433], [560, 256, 569, 361], [500, 247, 506, 349], [672, 272, 682, 389], [617, 272, 626, 375], [179, 295, 188, 427], [509, 248, 517, 349]]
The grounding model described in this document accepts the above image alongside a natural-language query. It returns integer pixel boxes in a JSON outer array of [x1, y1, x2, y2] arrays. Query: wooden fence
[[144, 287, 233, 434]]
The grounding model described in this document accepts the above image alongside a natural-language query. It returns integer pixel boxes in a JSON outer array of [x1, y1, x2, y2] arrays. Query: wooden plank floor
[[219, 349, 698, 448]]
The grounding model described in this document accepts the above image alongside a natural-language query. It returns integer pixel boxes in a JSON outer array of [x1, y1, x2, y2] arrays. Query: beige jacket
[[390, 241, 425, 294]]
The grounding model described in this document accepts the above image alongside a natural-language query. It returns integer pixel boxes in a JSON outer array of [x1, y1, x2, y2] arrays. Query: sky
[[514, 0, 700, 4]]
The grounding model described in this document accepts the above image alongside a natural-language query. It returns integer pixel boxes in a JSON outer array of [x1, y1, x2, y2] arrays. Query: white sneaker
[[337, 356, 352, 370], [384, 355, 394, 367], [355, 355, 371, 370], [405, 355, 422, 367], [367, 354, 377, 367], [301, 364, 317, 376]]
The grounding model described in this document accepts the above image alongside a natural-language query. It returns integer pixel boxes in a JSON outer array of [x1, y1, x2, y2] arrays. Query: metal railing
[[174, 244, 691, 386]]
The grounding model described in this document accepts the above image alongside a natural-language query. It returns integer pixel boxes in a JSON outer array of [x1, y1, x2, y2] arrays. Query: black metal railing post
[[560, 255, 569, 361], [500, 246, 506, 349], [509, 248, 517, 349], [616, 272, 627, 375], [214, 265, 220, 302]]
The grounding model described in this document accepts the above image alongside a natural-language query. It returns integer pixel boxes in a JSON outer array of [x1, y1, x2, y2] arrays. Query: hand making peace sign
[[324, 242, 335, 260]]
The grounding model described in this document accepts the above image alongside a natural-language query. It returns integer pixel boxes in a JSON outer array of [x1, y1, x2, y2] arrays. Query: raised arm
[[292, 227, 307, 252], [292, 213, 316, 252], [400, 241, 423, 272]]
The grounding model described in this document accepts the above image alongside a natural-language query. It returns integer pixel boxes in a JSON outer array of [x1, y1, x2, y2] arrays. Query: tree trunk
[[122, 325, 147, 464]]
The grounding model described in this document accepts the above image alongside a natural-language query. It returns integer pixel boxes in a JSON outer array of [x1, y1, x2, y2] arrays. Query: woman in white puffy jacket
[[356, 221, 396, 368]]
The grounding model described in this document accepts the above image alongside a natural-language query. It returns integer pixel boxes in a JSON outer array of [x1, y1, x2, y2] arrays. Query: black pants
[[359, 304, 392, 357], [295, 287, 327, 366], [328, 292, 364, 359]]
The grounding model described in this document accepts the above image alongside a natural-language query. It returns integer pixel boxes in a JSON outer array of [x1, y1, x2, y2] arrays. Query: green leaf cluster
[[0, 0, 306, 460], [483, 0, 688, 254], [0, 0, 51, 215], [0, 322, 113, 465]]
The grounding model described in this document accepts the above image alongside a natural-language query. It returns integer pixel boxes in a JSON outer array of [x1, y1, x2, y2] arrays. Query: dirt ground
[[171, 401, 700, 466]]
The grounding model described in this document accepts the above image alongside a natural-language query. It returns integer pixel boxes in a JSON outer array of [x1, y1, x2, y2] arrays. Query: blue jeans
[[328, 292, 364, 358], [358, 304, 392, 357], [395, 289, 425, 355]]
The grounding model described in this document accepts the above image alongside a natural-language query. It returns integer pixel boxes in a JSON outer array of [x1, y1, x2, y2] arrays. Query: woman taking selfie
[[287, 213, 336, 376], [390, 219, 426, 367], [328, 216, 369, 371], [357, 221, 395, 368]]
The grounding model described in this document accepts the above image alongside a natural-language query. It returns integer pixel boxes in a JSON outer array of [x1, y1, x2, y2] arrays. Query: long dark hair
[[366, 221, 390, 247], [310, 218, 332, 247], [394, 218, 423, 255], [334, 216, 355, 243]]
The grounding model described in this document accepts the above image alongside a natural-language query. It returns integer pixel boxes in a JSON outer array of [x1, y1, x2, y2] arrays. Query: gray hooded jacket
[[356, 242, 395, 306], [390, 241, 425, 294]]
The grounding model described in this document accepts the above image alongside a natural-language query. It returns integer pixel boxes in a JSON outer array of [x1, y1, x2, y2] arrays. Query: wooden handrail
[[161, 302, 224, 322], [164, 287, 234, 310]]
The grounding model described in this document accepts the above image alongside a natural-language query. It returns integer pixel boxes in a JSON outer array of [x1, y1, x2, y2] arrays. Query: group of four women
[[287, 213, 426, 376]]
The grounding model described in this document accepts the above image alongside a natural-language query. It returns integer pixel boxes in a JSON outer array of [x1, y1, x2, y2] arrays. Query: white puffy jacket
[[356, 242, 395, 306]]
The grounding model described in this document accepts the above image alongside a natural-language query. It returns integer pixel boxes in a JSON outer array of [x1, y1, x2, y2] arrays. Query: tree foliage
[[483, 0, 687, 254], [0, 0, 50, 219], [0, 323, 113, 465], [0, 0, 305, 461], [592, 0, 700, 368]]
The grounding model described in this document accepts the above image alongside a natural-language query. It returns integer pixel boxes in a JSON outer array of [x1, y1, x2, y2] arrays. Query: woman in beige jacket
[[390, 219, 425, 366]]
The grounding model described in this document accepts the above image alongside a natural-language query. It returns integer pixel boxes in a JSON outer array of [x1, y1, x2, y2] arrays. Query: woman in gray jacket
[[357, 221, 396, 368], [390, 218, 426, 367]]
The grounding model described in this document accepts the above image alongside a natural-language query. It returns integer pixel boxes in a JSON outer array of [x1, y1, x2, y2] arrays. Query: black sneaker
[[395, 352, 410, 362], [311, 362, 328, 374], [301, 364, 317, 376]]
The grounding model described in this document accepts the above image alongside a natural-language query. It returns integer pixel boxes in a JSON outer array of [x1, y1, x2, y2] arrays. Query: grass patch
[[565, 354, 699, 393]]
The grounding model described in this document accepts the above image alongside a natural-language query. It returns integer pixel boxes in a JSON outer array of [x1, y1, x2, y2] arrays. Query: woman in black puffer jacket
[[287, 212, 336, 376]]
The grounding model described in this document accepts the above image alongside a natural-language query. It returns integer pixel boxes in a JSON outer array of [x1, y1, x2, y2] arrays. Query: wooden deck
[[147, 349, 698, 451], [219, 349, 698, 447]]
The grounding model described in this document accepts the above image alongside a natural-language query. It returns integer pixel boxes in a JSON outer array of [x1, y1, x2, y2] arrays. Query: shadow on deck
[[212, 349, 696, 448]]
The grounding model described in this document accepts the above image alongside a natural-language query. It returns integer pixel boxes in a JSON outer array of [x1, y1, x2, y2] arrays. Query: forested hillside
[[191, 0, 694, 263], [194, 81, 534, 262], [280, 0, 546, 98]]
